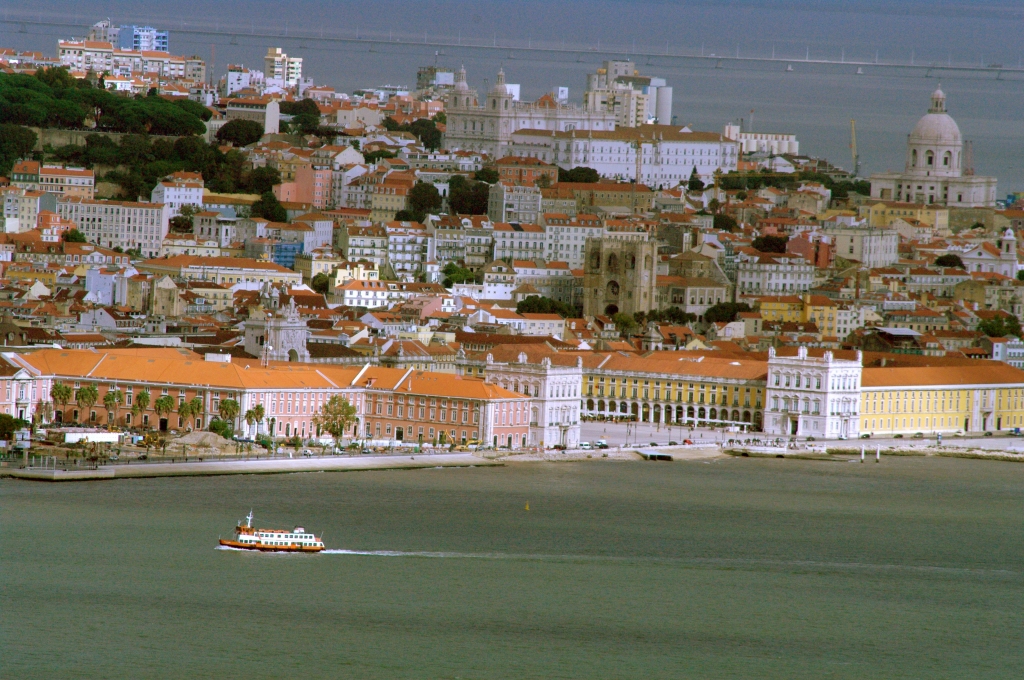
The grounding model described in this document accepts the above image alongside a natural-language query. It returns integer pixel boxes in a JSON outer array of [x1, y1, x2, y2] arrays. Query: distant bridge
[[2, 13, 1021, 81]]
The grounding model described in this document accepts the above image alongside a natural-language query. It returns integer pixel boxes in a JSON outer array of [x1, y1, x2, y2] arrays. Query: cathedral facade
[[870, 88, 997, 208], [442, 67, 616, 158]]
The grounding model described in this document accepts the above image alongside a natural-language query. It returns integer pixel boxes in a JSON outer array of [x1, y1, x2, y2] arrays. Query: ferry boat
[[219, 511, 325, 553]]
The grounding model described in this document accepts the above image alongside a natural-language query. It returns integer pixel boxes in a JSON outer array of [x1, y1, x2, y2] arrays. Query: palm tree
[[252, 404, 265, 435], [188, 396, 204, 420], [51, 382, 72, 421], [103, 388, 123, 425], [153, 395, 175, 426], [244, 409, 257, 437], [178, 400, 194, 429], [132, 389, 151, 428], [75, 385, 99, 423], [218, 398, 240, 426]]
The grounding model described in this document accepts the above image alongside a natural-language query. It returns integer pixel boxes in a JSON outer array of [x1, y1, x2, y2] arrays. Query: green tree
[[0, 124, 37, 176], [178, 399, 194, 424], [714, 214, 739, 232], [0, 413, 20, 440], [612, 312, 638, 337], [289, 112, 322, 136], [75, 385, 99, 421], [168, 203, 201, 233], [978, 314, 1023, 338], [311, 272, 331, 294], [216, 119, 264, 147], [249, 191, 287, 222], [35, 65, 76, 89], [153, 395, 176, 422], [363, 149, 397, 164], [245, 166, 281, 194], [102, 388, 123, 424], [516, 295, 576, 318], [63, 228, 87, 243], [218, 398, 240, 424], [448, 175, 490, 214], [557, 166, 600, 183], [279, 99, 321, 116], [687, 167, 705, 192], [935, 253, 965, 269], [51, 382, 72, 420], [313, 395, 358, 444], [704, 302, 751, 323], [441, 262, 476, 287], [408, 181, 442, 221], [752, 235, 789, 253], [473, 168, 499, 183], [1017, 270, 1024, 282]]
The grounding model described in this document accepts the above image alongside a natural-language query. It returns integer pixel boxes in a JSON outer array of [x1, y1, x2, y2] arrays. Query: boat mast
[[246, 510, 254, 528]]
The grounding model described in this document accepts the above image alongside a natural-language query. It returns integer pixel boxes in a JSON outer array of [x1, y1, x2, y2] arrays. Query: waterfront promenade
[[3, 453, 501, 482]]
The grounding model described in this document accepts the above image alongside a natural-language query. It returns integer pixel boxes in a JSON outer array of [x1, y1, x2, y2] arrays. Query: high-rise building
[[264, 48, 302, 87], [87, 19, 120, 44], [583, 60, 672, 127], [118, 25, 169, 52]]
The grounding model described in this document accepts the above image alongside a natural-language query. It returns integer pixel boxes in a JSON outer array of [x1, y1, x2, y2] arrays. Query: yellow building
[[859, 201, 950, 232], [860, 363, 1024, 436], [752, 295, 804, 323], [800, 294, 839, 337], [293, 249, 346, 283]]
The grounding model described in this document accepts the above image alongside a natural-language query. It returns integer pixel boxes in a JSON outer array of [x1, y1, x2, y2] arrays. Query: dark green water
[[4, 457, 1024, 678]]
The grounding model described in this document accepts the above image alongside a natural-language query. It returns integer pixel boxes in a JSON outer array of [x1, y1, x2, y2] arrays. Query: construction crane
[[849, 119, 861, 177]]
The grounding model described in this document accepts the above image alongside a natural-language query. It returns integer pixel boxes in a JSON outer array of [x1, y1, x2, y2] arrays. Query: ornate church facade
[[442, 67, 616, 158]]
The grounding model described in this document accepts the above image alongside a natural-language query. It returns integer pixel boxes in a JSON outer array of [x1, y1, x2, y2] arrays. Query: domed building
[[870, 88, 997, 208]]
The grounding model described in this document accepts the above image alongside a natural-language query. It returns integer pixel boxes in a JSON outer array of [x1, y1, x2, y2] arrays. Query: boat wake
[[316, 550, 1019, 577]]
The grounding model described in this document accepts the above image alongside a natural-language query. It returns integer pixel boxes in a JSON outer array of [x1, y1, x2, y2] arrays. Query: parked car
[[860, 433, 871, 439], [894, 434, 904, 439], [596, 439, 609, 449], [912, 432, 924, 439], [984, 431, 994, 436], [301, 450, 314, 457], [683, 439, 693, 445], [649, 442, 659, 447], [553, 444, 567, 451], [668, 441, 678, 446], [580, 442, 592, 450], [806, 436, 816, 442]]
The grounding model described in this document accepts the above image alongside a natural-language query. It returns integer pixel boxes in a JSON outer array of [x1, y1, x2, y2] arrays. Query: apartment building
[[492, 222, 545, 261], [137, 255, 302, 285], [11, 161, 95, 199], [736, 252, 815, 297], [57, 196, 169, 257], [150, 171, 204, 217], [337, 224, 388, 267], [487, 182, 542, 224]]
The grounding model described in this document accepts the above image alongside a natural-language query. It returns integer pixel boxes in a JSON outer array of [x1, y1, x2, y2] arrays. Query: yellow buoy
[[525, 502, 530, 511]]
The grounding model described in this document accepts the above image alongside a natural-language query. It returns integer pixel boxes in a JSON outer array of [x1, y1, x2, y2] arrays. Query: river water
[[5, 456, 1024, 677], [4, 1, 1024, 192]]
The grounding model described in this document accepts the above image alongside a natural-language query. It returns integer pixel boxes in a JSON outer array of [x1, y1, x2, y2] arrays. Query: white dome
[[909, 86, 961, 144], [910, 112, 961, 145]]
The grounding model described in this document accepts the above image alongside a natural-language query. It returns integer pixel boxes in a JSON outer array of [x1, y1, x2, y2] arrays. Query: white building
[[509, 124, 739, 186], [58, 197, 169, 257], [487, 182, 542, 224], [264, 47, 302, 86], [480, 350, 582, 448], [821, 226, 899, 268], [722, 123, 799, 155], [150, 173, 204, 217], [492, 221, 545, 261], [959, 229, 1018, 277], [331, 279, 390, 308], [869, 88, 998, 208], [583, 60, 673, 127], [764, 346, 862, 439], [543, 214, 603, 268], [736, 252, 815, 297], [385, 221, 434, 281]]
